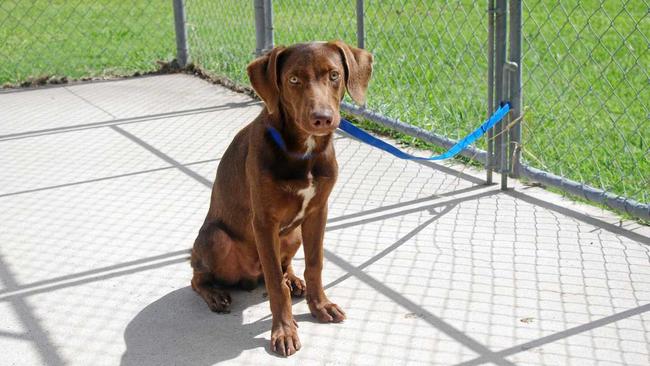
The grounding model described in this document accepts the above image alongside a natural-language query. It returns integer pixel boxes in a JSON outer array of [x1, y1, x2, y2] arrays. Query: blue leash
[[268, 102, 510, 161], [338, 102, 510, 161]]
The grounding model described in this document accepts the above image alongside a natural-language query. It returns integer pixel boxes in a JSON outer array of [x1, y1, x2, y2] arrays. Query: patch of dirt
[[2, 59, 189, 90]]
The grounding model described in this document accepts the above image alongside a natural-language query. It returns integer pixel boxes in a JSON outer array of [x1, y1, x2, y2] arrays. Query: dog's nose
[[310, 110, 333, 128]]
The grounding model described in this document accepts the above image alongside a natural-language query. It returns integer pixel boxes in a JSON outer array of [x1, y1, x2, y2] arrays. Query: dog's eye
[[330, 71, 340, 81], [288, 76, 299, 84]]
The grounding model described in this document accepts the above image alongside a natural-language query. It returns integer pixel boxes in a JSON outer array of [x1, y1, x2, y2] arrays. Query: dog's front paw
[[284, 273, 306, 298], [308, 299, 346, 323], [270, 320, 301, 356]]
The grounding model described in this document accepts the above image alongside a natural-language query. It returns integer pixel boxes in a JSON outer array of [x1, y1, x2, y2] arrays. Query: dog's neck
[[267, 108, 332, 159]]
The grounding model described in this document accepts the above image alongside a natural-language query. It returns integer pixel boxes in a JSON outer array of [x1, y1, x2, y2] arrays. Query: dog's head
[[247, 40, 373, 136]]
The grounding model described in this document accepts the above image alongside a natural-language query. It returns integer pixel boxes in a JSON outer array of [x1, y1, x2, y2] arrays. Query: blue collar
[[266, 126, 315, 160]]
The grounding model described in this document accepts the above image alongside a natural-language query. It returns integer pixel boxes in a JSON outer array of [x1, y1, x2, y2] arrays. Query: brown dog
[[190, 40, 372, 356]]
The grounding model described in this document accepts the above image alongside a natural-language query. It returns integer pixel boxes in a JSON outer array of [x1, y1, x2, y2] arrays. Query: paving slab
[[0, 74, 649, 366]]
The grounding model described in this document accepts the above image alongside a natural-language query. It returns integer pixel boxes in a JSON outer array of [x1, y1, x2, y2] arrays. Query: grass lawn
[[0, 0, 175, 83], [1, 0, 647, 205]]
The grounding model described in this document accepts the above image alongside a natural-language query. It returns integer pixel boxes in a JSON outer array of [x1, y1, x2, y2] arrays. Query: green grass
[[0, 0, 175, 83], [521, 1, 649, 205], [1, 0, 647, 206]]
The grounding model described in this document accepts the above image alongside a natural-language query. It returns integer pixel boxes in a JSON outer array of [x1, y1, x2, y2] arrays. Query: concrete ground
[[1, 74, 649, 366]]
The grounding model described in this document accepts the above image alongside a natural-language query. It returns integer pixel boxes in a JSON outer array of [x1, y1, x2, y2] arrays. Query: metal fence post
[[486, 0, 496, 184], [493, 0, 508, 189], [254, 0, 266, 56], [501, 61, 517, 190], [508, 0, 522, 178], [264, 0, 274, 51], [172, 0, 189, 67], [356, 0, 365, 49]]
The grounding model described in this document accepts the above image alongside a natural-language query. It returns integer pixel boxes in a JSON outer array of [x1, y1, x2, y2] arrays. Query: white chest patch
[[294, 173, 316, 221], [304, 136, 316, 157], [282, 173, 316, 230]]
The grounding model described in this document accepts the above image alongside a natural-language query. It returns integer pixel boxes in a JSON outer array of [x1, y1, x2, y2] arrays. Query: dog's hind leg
[[190, 270, 232, 313], [190, 222, 236, 313]]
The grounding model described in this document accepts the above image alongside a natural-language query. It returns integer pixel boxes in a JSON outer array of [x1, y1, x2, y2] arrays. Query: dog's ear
[[330, 40, 373, 106], [247, 46, 286, 115]]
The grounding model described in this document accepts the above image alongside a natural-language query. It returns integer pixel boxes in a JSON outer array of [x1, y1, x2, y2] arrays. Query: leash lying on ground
[[338, 102, 511, 161]]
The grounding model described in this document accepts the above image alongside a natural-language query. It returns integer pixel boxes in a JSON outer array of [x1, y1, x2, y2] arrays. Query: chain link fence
[[185, 0, 253, 85], [1, 0, 648, 220], [520, 1, 649, 207]]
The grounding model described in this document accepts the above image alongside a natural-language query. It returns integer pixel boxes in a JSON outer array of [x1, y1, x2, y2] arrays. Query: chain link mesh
[[0, 0, 175, 86], [364, 1, 488, 143], [272, 1, 356, 47], [521, 1, 649, 204], [185, 0, 254, 85], [185, 0, 488, 145]]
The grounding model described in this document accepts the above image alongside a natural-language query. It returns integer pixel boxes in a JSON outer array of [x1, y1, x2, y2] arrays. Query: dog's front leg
[[302, 205, 346, 323], [253, 215, 301, 356]]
